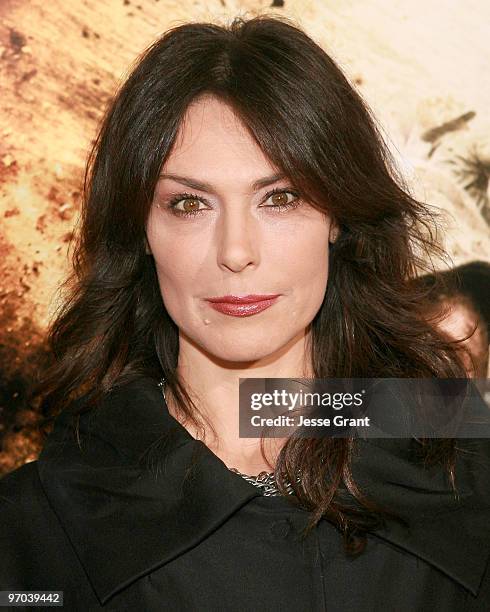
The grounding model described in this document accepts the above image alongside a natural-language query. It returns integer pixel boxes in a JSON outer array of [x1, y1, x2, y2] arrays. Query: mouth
[[204, 294, 281, 317]]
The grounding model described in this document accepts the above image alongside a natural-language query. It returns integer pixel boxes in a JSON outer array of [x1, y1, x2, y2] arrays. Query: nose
[[216, 206, 259, 273]]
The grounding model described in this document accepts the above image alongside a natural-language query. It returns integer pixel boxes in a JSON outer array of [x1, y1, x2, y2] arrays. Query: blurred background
[[1, 0, 489, 475]]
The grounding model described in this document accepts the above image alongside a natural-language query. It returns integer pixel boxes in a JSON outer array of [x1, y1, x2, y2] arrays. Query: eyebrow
[[158, 172, 287, 193]]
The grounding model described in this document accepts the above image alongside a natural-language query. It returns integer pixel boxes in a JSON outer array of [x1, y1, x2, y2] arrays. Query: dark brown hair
[[32, 14, 468, 555]]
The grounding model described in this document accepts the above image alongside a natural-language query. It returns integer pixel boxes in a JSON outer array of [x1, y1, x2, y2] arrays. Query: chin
[[196, 334, 282, 364], [210, 344, 274, 364], [182, 323, 308, 364]]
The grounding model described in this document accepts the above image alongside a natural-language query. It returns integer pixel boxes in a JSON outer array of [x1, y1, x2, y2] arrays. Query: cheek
[[147, 218, 207, 306], [153, 251, 207, 302], [152, 255, 209, 334], [275, 227, 330, 301]]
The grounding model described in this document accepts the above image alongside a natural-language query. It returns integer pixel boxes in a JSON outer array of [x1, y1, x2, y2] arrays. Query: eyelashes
[[159, 187, 302, 219]]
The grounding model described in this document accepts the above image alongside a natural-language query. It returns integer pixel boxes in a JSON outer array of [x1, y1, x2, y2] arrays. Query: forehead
[[163, 94, 278, 179]]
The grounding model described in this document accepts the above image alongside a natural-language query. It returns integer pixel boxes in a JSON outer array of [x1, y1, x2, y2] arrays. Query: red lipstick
[[205, 294, 281, 317]]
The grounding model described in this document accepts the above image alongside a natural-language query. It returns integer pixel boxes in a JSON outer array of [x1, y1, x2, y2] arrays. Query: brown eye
[[178, 198, 202, 213], [270, 192, 290, 206], [165, 192, 209, 218], [262, 189, 301, 213]]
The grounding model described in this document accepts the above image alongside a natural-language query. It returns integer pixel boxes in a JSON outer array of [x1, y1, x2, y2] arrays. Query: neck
[[164, 328, 314, 474]]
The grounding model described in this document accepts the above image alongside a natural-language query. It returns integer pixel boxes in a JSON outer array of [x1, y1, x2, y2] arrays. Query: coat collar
[[37, 376, 490, 605]]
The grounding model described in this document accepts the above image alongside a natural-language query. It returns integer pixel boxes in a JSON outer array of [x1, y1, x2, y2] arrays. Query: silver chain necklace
[[157, 377, 297, 496], [228, 467, 297, 496]]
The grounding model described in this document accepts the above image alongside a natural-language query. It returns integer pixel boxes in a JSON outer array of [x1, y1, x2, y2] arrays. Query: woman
[[1, 14, 489, 611], [416, 261, 490, 378]]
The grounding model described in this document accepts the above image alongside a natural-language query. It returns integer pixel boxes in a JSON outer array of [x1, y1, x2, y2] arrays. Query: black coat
[[1, 376, 490, 611]]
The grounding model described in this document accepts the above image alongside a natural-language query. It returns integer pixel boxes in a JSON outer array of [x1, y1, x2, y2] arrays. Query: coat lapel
[[37, 376, 490, 604], [352, 436, 490, 597], [37, 376, 261, 605]]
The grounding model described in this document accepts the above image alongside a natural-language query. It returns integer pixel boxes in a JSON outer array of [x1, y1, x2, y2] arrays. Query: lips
[[206, 294, 280, 304], [205, 294, 281, 317]]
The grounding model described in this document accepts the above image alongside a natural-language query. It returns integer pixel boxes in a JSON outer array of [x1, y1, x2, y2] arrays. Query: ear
[[144, 234, 152, 255], [329, 221, 340, 244]]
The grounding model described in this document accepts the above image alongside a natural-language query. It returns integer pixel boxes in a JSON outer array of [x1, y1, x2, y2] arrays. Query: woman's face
[[146, 94, 336, 364]]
